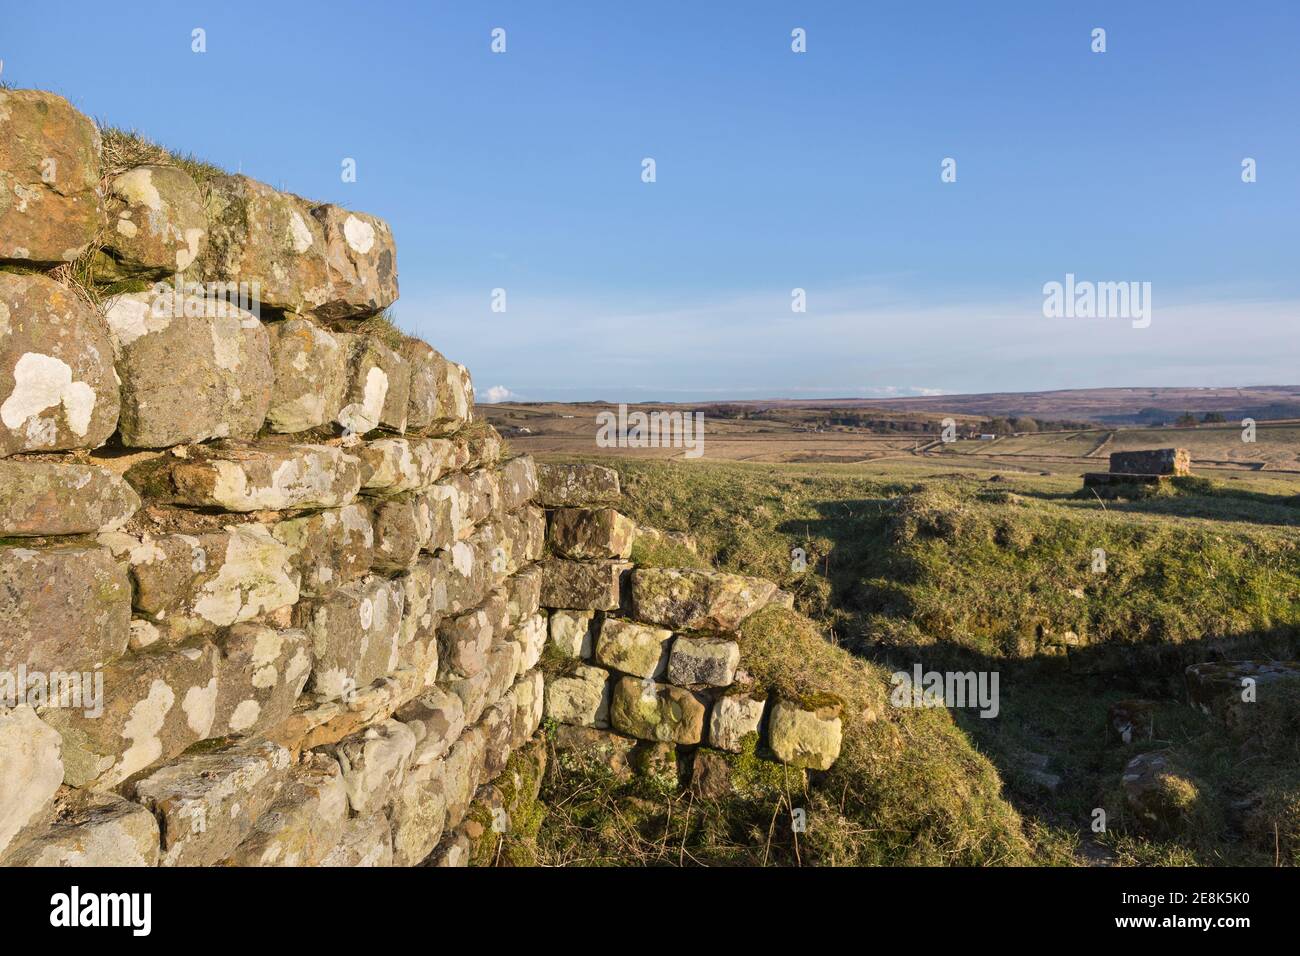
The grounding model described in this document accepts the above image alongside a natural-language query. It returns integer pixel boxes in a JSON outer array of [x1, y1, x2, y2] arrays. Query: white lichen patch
[[113, 167, 165, 211], [191, 525, 298, 626], [115, 679, 176, 784], [288, 211, 314, 253], [1, 351, 97, 437], [182, 678, 219, 738], [104, 295, 171, 350], [343, 215, 376, 255]]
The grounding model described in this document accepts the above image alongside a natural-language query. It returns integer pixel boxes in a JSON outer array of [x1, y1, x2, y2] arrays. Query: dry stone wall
[[0, 88, 840, 868]]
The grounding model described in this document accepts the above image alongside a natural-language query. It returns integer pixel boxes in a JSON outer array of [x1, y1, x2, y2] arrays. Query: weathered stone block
[[99, 164, 207, 277], [708, 691, 766, 752], [552, 725, 634, 777], [540, 558, 630, 610], [511, 669, 545, 747], [0, 460, 139, 536], [511, 613, 547, 678], [213, 624, 312, 737], [545, 664, 612, 729], [438, 591, 508, 681], [337, 333, 410, 434], [131, 737, 291, 866], [667, 636, 740, 688], [0, 706, 63, 858], [389, 756, 447, 866], [361, 437, 455, 495], [768, 697, 843, 770], [332, 719, 417, 815], [397, 687, 465, 766], [483, 642, 523, 715], [1121, 750, 1200, 834], [0, 89, 103, 266], [201, 173, 311, 301], [505, 565, 542, 625], [299, 575, 404, 701], [222, 753, 348, 866], [272, 502, 374, 596], [320, 813, 393, 867], [123, 524, 299, 639], [397, 555, 447, 651], [594, 618, 673, 679], [550, 507, 636, 560], [104, 290, 272, 447], [0, 544, 130, 673], [0, 273, 120, 456], [630, 567, 777, 631], [498, 455, 538, 512], [401, 340, 471, 434], [265, 318, 347, 432], [549, 609, 597, 659], [442, 725, 486, 829], [128, 442, 362, 512], [536, 462, 620, 507], [372, 494, 426, 571], [311, 205, 399, 320], [1110, 448, 1190, 476], [1, 791, 159, 867], [608, 676, 706, 745], [43, 639, 221, 788]]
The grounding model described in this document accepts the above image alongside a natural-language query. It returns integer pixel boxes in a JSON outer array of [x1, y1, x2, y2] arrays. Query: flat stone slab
[[768, 697, 843, 770], [549, 507, 636, 560], [1, 790, 160, 867], [540, 558, 630, 610], [630, 567, 777, 631], [0, 459, 139, 536], [127, 442, 363, 512], [536, 462, 621, 507]]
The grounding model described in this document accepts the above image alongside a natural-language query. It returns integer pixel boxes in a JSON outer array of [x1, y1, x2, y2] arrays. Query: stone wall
[[0, 88, 840, 867]]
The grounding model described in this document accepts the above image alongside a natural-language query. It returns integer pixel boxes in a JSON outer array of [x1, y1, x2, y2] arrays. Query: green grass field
[[532, 453, 1300, 866]]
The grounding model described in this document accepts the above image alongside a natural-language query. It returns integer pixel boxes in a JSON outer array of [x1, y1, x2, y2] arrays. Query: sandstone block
[[442, 725, 486, 828], [389, 756, 448, 866], [0, 89, 103, 265], [549, 609, 597, 659], [311, 205, 399, 320], [361, 437, 455, 494], [332, 719, 417, 815], [128, 442, 362, 511], [265, 318, 347, 432], [540, 558, 630, 611], [43, 639, 221, 788], [337, 333, 410, 434], [511, 669, 545, 747], [131, 737, 291, 866], [545, 664, 612, 729], [1110, 448, 1191, 476], [0, 273, 119, 455], [0, 706, 64, 857], [213, 624, 312, 737], [550, 507, 636, 560], [223, 753, 348, 866], [1185, 660, 1300, 729], [104, 290, 272, 447], [593, 618, 673, 679], [708, 692, 767, 752], [99, 164, 207, 277], [667, 636, 740, 688], [536, 462, 620, 507], [401, 340, 471, 434], [552, 725, 634, 777], [505, 565, 542, 625], [397, 687, 465, 766], [0, 544, 130, 673], [608, 676, 706, 745], [124, 524, 298, 639], [768, 697, 843, 770], [1, 791, 159, 867], [498, 455, 538, 512], [299, 575, 404, 701], [0, 460, 139, 536], [1121, 750, 1200, 834], [320, 813, 393, 867], [511, 613, 547, 678], [372, 494, 426, 571], [438, 591, 508, 681], [272, 502, 374, 596], [630, 567, 777, 631]]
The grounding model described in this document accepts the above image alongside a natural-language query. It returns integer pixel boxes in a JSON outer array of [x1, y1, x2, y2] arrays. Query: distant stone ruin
[[1083, 447, 1190, 491]]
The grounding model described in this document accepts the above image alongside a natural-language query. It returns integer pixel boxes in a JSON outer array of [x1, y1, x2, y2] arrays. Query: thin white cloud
[[476, 385, 518, 404]]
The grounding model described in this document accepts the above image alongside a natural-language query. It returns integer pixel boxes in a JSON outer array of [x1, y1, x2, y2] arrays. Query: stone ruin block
[[0, 460, 139, 536], [549, 507, 637, 560], [0, 273, 120, 456], [99, 164, 208, 279], [767, 697, 843, 771], [536, 462, 621, 507], [1109, 447, 1191, 476], [104, 290, 273, 448], [630, 567, 777, 632], [0, 89, 104, 266], [1, 790, 160, 867], [540, 558, 631, 611], [265, 318, 348, 432]]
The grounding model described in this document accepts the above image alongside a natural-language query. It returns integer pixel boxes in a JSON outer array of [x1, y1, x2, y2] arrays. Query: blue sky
[[6, 0, 1297, 402]]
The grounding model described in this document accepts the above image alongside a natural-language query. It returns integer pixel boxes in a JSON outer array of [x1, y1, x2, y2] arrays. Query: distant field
[[481, 402, 1300, 491]]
